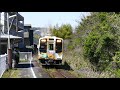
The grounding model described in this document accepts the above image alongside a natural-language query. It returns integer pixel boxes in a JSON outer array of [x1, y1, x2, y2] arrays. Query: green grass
[[68, 70, 85, 78], [112, 69, 120, 78], [1, 68, 20, 78], [63, 47, 116, 78], [63, 47, 93, 70], [19, 59, 28, 62]]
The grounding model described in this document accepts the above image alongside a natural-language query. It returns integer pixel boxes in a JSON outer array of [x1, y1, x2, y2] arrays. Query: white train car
[[37, 35, 63, 65]]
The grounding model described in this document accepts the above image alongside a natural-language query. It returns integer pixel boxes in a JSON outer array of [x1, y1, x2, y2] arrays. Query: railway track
[[32, 55, 77, 78], [57, 69, 76, 78], [44, 65, 77, 78]]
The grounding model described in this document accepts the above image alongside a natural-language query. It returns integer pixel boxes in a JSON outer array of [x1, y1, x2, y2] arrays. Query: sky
[[20, 12, 90, 29]]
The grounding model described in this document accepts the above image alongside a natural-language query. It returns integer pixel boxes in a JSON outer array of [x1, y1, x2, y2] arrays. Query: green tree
[[50, 24, 73, 39], [74, 12, 120, 71]]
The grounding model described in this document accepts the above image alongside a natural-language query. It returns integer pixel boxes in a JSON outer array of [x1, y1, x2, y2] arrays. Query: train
[[37, 35, 63, 65]]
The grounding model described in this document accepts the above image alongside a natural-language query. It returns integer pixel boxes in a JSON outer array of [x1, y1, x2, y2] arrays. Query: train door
[[47, 38, 55, 60], [48, 39, 55, 52]]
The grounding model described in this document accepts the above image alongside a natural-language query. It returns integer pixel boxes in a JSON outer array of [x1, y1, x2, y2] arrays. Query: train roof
[[39, 35, 63, 40]]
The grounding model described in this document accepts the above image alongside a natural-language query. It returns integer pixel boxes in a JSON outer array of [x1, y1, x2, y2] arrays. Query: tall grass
[[63, 42, 115, 78]]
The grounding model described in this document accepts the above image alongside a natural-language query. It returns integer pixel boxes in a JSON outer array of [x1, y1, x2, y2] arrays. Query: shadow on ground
[[42, 61, 73, 71], [16, 63, 34, 68]]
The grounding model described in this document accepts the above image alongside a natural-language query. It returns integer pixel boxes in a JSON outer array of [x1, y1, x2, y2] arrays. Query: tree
[[50, 24, 73, 39], [74, 12, 120, 71]]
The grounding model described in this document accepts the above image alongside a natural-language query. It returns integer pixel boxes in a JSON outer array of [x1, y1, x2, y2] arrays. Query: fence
[[0, 54, 8, 78], [19, 52, 32, 61]]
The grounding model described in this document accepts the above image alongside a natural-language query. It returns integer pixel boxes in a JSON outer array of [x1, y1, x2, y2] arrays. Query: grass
[[19, 59, 28, 62], [63, 46, 116, 78], [68, 70, 85, 78], [63, 47, 93, 70], [1, 68, 20, 78]]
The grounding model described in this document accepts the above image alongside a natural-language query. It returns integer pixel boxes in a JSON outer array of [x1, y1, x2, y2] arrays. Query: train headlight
[[57, 40, 61, 42], [41, 39, 46, 42]]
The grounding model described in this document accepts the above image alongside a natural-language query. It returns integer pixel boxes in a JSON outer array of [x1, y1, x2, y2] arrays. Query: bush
[[112, 51, 120, 68], [83, 31, 118, 71]]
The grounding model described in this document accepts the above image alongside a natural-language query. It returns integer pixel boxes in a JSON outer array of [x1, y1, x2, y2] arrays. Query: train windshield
[[39, 39, 47, 53], [56, 39, 62, 53]]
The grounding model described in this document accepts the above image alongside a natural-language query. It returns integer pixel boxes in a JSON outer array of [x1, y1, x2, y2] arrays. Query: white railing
[[0, 54, 8, 78]]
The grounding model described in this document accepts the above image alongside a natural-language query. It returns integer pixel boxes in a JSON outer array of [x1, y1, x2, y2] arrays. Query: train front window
[[40, 40, 47, 53], [56, 39, 62, 53], [49, 44, 53, 50]]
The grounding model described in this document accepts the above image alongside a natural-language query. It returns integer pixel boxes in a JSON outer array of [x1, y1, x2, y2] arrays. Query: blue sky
[[20, 12, 90, 28]]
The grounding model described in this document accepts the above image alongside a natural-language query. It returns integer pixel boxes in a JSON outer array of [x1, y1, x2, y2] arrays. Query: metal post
[[0, 12, 1, 55], [16, 12, 18, 48], [7, 13, 10, 49], [16, 12, 18, 33], [7, 12, 12, 69]]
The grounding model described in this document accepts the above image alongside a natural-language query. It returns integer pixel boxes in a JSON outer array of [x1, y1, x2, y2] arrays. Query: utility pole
[[7, 12, 12, 69], [7, 12, 17, 69]]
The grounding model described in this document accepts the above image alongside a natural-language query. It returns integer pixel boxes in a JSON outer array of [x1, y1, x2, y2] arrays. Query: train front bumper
[[39, 59, 62, 65]]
